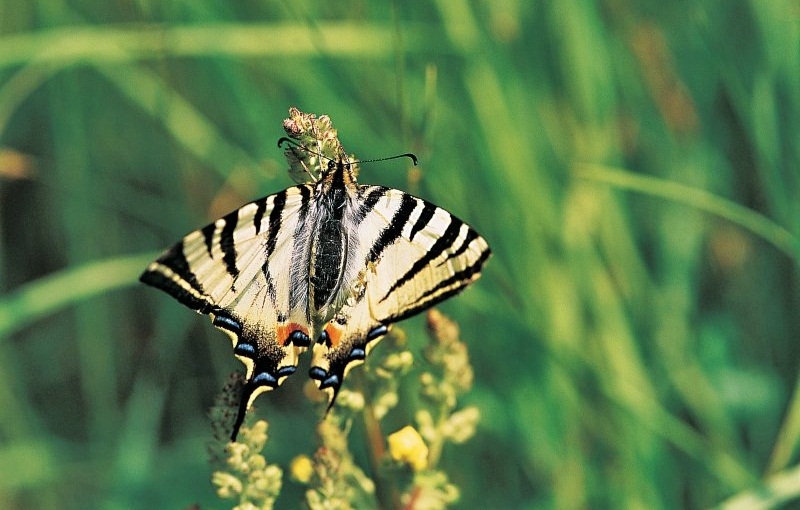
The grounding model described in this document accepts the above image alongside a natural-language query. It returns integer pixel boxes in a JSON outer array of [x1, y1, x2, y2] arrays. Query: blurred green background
[[1, 1, 799, 509]]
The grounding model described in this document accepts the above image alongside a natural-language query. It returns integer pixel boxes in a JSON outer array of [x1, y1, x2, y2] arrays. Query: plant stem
[[426, 402, 450, 469], [362, 398, 401, 510]]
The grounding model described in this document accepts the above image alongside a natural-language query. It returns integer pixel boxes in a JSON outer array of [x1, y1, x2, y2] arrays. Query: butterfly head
[[278, 136, 417, 189], [278, 136, 357, 185], [318, 156, 360, 194]]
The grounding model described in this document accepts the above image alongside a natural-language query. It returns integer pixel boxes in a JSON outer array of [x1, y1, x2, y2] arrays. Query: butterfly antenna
[[277, 137, 302, 150], [357, 153, 418, 166], [278, 137, 330, 159], [279, 138, 418, 167], [278, 137, 340, 169]]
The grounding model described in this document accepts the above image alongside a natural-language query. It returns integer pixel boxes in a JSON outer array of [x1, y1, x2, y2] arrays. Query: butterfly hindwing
[[309, 292, 388, 406]]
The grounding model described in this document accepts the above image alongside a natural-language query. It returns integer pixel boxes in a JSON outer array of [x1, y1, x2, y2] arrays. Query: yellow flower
[[388, 426, 429, 471], [289, 454, 314, 484]]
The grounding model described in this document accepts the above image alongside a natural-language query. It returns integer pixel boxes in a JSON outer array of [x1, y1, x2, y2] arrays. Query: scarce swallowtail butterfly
[[140, 108, 491, 440]]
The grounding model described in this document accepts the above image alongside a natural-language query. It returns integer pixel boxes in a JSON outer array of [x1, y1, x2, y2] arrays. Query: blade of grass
[[94, 64, 260, 185], [714, 462, 800, 510], [0, 252, 157, 339], [0, 23, 471, 70], [576, 163, 800, 261], [578, 162, 800, 489]]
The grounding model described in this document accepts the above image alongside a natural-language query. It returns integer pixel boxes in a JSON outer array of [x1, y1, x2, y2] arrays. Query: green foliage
[[1, 1, 800, 509]]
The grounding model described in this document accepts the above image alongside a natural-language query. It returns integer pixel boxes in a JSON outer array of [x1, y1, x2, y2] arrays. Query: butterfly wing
[[141, 185, 317, 439], [363, 189, 491, 322], [309, 186, 491, 403]]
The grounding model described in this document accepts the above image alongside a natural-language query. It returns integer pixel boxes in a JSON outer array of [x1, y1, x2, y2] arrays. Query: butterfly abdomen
[[309, 183, 351, 314]]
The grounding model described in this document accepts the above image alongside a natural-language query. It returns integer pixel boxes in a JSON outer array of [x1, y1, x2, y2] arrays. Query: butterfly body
[[142, 152, 490, 440]]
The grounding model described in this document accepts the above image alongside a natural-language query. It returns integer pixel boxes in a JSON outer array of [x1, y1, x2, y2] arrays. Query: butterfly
[[140, 113, 490, 440]]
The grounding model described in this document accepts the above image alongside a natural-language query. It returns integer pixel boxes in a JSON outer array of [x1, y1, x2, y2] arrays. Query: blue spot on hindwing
[[319, 374, 342, 390], [252, 371, 278, 387], [309, 367, 327, 380], [321, 374, 340, 389], [277, 365, 297, 377], [349, 347, 366, 360], [367, 324, 388, 341], [234, 342, 256, 357], [213, 314, 243, 334], [289, 330, 311, 347]]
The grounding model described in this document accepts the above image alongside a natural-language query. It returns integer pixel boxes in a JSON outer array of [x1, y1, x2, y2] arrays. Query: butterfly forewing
[[369, 190, 490, 322]]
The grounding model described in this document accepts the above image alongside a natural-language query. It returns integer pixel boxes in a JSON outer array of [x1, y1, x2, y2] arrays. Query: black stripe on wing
[[220, 209, 240, 279], [390, 245, 491, 321], [408, 201, 437, 241], [443, 227, 479, 261], [201, 224, 215, 257], [140, 241, 213, 313], [264, 189, 288, 259], [252, 196, 268, 234], [260, 189, 289, 283], [354, 186, 389, 223], [368, 192, 418, 264], [378, 214, 465, 303]]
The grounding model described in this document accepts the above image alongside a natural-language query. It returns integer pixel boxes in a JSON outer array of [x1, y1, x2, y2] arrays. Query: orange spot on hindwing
[[323, 323, 343, 348], [277, 322, 310, 347]]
